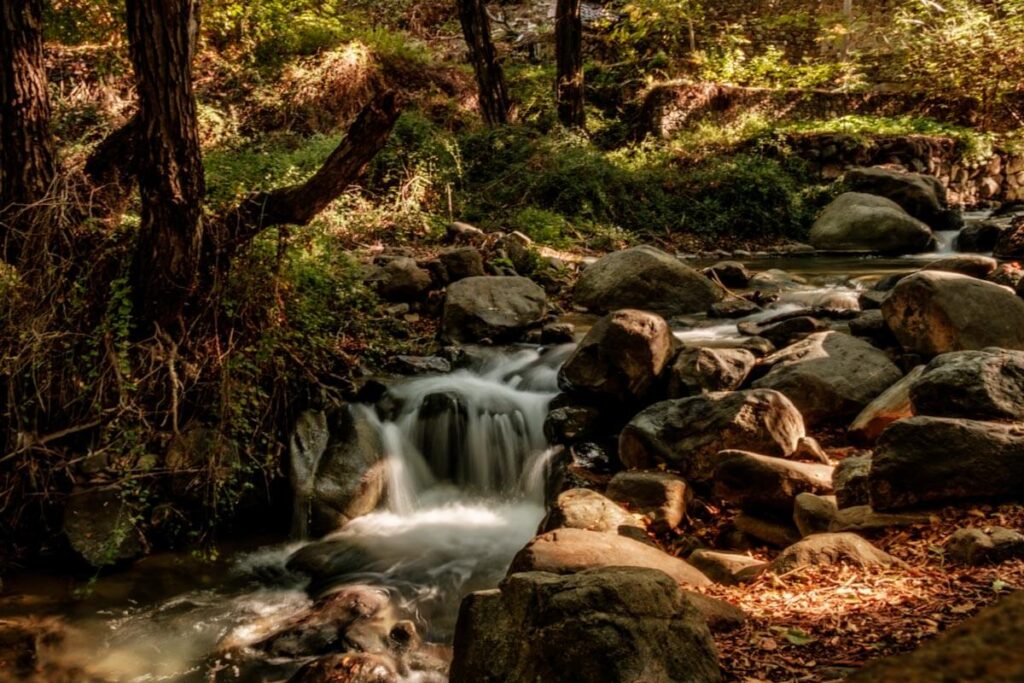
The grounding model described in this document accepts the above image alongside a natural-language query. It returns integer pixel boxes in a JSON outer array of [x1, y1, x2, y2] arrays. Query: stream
[[0, 209, 1009, 681]]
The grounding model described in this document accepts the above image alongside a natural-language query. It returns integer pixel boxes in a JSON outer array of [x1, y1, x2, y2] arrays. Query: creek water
[[1, 210, 1007, 681]]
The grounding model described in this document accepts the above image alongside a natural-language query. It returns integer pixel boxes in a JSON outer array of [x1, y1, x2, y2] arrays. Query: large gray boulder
[[618, 389, 805, 481], [809, 192, 936, 254], [442, 276, 547, 342], [869, 416, 1024, 510], [450, 567, 722, 683], [509, 528, 711, 587], [558, 309, 677, 403], [844, 167, 961, 230], [881, 271, 1024, 355], [909, 349, 1024, 421], [291, 406, 386, 537], [752, 332, 903, 426], [712, 450, 833, 515], [574, 246, 726, 315]]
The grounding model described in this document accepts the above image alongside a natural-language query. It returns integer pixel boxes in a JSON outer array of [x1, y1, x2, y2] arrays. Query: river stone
[[450, 567, 722, 683], [62, 486, 144, 568], [573, 246, 726, 315], [713, 450, 834, 515], [994, 218, 1024, 258], [748, 269, 807, 292], [869, 417, 1024, 510], [881, 271, 1024, 355], [849, 365, 924, 445], [618, 389, 805, 481], [809, 192, 936, 254], [509, 528, 711, 587], [921, 254, 998, 279], [439, 247, 484, 282], [702, 261, 751, 288], [909, 349, 1024, 421], [752, 332, 903, 426], [537, 488, 643, 535], [846, 591, 1024, 682], [770, 533, 901, 573], [746, 316, 829, 348], [605, 470, 689, 533], [793, 493, 839, 537], [558, 309, 677, 403], [543, 405, 604, 444], [945, 527, 1024, 566], [666, 347, 756, 398], [709, 298, 762, 318], [687, 550, 767, 585], [442, 276, 547, 343], [306, 406, 387, 537], [957, 220, 1007, 252], [833, 455, 872, 508], [376, 257, 432, 302], [844, 167, 960, 230]]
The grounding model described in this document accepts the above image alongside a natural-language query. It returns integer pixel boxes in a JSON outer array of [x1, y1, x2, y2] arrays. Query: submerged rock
[[809, 192, 936, 254], [450, 567, 722, 683]]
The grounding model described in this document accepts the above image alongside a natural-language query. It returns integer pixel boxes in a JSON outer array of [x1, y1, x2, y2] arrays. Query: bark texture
[[126, 0, 206, 327], [457, 0, 513, 125], [0, 0, 57, 262], [555, 0, 585, 128]]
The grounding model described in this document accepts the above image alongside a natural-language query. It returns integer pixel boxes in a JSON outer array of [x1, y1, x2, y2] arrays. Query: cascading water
[[23, 346, 569, 682]]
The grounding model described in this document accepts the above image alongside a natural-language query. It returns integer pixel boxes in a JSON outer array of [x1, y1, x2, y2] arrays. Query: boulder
[[508, 528, 711, 587], [994, 218, 1024, 259], [709, 298, 762, 318], [844, 167, 960, 230], [376, 257, 432, 302], [558, 309, 677, 403], [832, 455, 872, 508], [809, 192, 936, 254], [543, 405, 604, 444], [666, 347, 756, 398], [713, 450, 834, 515], [734, 513, 801, 548], [537, 488, 643, 535], [442, 276, 547, 343], [450, 567, 722, 683], [495, 231, 537, 274], [945, 527, 1024, 566], [62, 486, 143, 568], [956, 220, 1006, 252], [702, 261, 751, 289], [446, 221, 485, 244], [793, 493, 839, 537], [574, 246, 726, 315], [619, 390, 805, 481], [770, 533, 901, 573], [748, 269, 807, 293], [540, 322, 575, 344], [869, 417, 1024, 510], [606, 470, 689, 533], [439, 247, 485, 282], [921, 254, 998, 279], [752, 332, 903, 426], [687, 550, 767, 585], [846, 591, 1024, 682], [881, 271, 1024, 355], [909, 349, 1024, 421], [746, 316, 828, 349], [848, 366, 924, 445]]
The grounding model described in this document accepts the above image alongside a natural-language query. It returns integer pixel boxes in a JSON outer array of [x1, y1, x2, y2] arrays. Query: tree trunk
[[555, 0, 584, 129], [457, 0, 513, 125], [125, 0, 205, 329], [0, 0, 57, 263]]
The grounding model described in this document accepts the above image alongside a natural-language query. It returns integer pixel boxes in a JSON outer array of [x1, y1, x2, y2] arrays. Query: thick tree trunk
[[0, 0, 57, 262], [457, 0, 513, 125], [555, 0, 584, 129], [126, 0, 205, 328]]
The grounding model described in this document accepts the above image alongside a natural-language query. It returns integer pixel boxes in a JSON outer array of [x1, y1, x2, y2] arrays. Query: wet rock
[[809, 192, 936, 254], [376, 257, 432, 302], [793, 493, 838, 537], [687, 549, 767, 585], [734, 513, 801, 548], [922, 254, 998, 279], [713, 450, 834, 515], [844, 167, 960, 230], [538, 488, 643, 535], [509, 528, 711, 587], [543, 405, 604, 444], [393, 355, 451, 375], [770, 533, 901, 573], [540, 322, 575, 344], [439, 247, 484, 282], [442, 276, 547, 343], [745, 316, 828, 348], [956, 220, 1006, 252], [708, 298, 762, 318], [869, 417, 1024, 510], [882, 271, 1024, 355], [909, 349, 1024, 421], [846, 591, 1024, 682], [619, 389, 805, 481], [574, 246, 726, 315], [446, 221, 485, 244], [606, 470, 689, 533], [848, 366, 924, 445], [748, 269, 807, 293], [945, 527, 1024, 566], [558, 309, 677, 403], [63, 486, 143, 568], [753, 332, 903, 426], [832, 455, 872, 508], [667, 347, 756, 398], [451, 567, 722, 683], [702, 261, 751, 288]]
